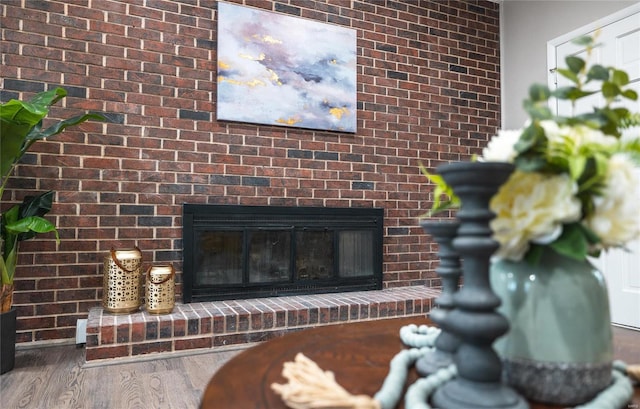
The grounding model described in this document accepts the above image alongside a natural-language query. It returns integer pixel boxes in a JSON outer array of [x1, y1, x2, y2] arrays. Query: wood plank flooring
[[1, 344, 244, 409], [2, 325, 638, 409]]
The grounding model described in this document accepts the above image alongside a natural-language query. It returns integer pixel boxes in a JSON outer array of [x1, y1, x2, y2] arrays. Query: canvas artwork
[[217, 2, 357, 133]]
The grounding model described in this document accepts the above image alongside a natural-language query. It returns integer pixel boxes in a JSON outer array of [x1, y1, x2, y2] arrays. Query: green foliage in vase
[[419, 163, 460, 218], [478, 34, 640, 264]]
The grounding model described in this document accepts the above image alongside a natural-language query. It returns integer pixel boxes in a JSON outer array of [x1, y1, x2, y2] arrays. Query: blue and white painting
[[217, 2, 357, 133]]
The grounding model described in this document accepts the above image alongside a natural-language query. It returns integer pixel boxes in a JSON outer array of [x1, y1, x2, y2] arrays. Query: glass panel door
[[194, 230, 243, 285], [339, 230, 374, 277], [248, 230, 291, 282], [295, 230, 333, 280]]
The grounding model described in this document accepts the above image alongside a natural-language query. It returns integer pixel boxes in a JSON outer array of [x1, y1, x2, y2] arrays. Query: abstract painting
[[217, 2, 357, 133]]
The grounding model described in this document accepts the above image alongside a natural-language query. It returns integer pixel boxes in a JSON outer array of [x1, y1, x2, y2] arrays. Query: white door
[[549, 4, 640, 329]]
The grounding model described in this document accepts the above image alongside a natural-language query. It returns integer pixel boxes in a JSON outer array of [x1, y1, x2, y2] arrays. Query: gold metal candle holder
[[145, 264, 175, 315], [102, 247, 143, 314]]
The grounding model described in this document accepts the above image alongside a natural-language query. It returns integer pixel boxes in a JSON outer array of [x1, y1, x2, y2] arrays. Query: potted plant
[[0, 87, 105, 373]]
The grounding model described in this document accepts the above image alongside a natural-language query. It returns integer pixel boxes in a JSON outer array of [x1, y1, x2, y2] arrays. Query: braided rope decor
[[271, 324, 635, 409]]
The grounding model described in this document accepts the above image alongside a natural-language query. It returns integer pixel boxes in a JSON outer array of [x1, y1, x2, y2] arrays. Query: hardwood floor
[[1, 344, 245, 409], [2, 326, 638, 409]]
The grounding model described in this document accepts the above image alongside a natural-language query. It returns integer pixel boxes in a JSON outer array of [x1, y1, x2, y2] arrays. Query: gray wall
[[501, 0, 638, 128]]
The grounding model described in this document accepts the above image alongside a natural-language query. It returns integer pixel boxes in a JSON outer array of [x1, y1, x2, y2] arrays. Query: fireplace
[[182, 205, 384, 302]]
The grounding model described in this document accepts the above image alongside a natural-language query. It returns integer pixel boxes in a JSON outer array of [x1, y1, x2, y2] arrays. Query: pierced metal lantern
[[102, 247, 143, 314], [145, 264, 175, 314]]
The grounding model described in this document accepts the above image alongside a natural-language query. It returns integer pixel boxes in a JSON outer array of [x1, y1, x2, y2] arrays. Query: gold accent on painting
[[330, 107, 349, 120]]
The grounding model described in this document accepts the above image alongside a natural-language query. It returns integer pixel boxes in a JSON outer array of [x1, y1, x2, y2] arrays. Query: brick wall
[[0, 0, 500, 343]]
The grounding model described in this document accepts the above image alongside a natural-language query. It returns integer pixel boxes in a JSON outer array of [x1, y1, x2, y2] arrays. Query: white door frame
[[546, 2, 640, 90], [546, 3, 640, 329]]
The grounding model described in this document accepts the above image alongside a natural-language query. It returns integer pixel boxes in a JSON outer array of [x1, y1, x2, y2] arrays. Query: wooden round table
[[200, 316, 639, 409]]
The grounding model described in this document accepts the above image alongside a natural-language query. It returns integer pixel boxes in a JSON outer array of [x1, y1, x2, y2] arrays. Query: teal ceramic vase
[[490, 249, 613, 406]]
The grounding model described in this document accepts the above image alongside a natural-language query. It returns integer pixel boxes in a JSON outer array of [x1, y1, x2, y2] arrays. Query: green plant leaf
[[568, 155, 587, 180], [586, 64, 609, 81], [528, 84, 551, 103], [419, 164, 459, 217], [552, 87, 596, 101], [19, 112, 106, 161], [16, 191, 55, 241], [565, 56, 585, 75], [1, 87, 106, 186], [611, 69, 629, 86], [602, 82, 620, 99], [0, 246, 17, 285], [556, 68, 579, 84], [1, 205, 20, 279], [30, 112, 105, 141], [622, 89, 638, 101], [19, 190, 54, 218], [523, 100, 553, 120], [572, 35, 594, 47], [524, 244, 544, 265], [549, 223, 588, 260], [513, 154, 547, 172], [0, 88, 66, 125], [4, 215, 58, 238], [0, 120, 32, 178]]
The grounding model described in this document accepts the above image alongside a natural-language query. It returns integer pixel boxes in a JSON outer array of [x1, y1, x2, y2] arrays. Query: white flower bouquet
[[485, 35, 640, 263]]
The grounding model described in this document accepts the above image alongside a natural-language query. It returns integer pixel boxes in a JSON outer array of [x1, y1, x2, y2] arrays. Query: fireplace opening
[[182, 205, 384, 302]]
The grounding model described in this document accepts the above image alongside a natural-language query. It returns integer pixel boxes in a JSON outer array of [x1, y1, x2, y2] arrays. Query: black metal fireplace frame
[[182, 204, 384, 302]]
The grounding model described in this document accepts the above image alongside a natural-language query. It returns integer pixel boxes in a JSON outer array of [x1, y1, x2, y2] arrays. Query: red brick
[[1, 0, 500, 345], [175, 337, 212, 351], [131, 341, 172, 356], [86, 345, 130, 361]]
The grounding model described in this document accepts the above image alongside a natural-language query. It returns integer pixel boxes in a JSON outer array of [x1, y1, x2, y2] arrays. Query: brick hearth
[[85, 286, 439, 364]]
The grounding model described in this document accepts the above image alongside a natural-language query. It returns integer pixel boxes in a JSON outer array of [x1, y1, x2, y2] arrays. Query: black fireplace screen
[[182, 205, 383, 302]]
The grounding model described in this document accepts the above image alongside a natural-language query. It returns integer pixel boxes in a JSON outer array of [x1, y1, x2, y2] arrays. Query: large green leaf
[[27, 112, 104, 142], [1, 89, 65, 180], [4, 216, 58, 238], [0, 246, 17, 285], [0, 87, 106, 183], [19, 190, 54, 218], [0, 87, 104, 288], [1, 205, 20, 284], [0, 119, 31, 177], [0, 88, 65, 125], [16, 191, 55, 241]]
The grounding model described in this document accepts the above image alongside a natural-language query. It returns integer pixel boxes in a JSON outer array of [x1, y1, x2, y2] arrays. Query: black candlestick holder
[[431, 162, 528, 409], [416, 219, 462, 376]]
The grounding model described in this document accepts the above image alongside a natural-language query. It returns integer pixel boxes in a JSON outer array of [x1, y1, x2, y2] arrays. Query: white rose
[[481, 129, 522, 163], [541, 121, 618, 148], [586, 154, 640, 249], [490, 170, 582, 261]]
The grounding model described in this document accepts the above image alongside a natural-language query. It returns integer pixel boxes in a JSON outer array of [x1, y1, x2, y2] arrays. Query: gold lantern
[[145, 264, 175, 314], [102, 247, 143, 314]]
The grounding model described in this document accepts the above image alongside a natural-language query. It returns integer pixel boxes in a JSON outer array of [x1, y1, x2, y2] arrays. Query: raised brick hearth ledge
[[85, 286, 439, 364]]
